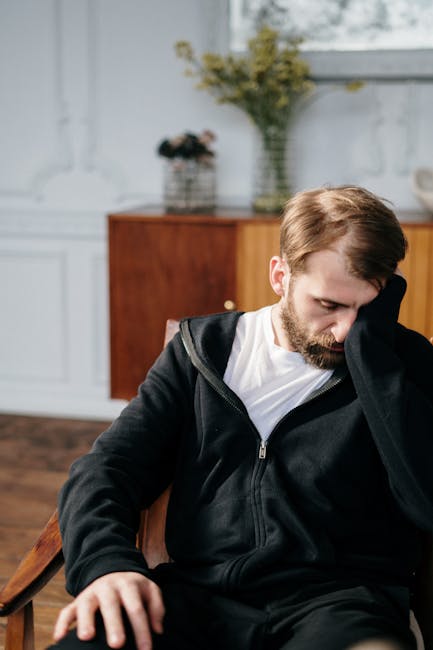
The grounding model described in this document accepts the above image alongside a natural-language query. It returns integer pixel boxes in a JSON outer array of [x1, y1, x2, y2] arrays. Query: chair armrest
[[0, 484, 174, 617], [0, 510, 64, 617]]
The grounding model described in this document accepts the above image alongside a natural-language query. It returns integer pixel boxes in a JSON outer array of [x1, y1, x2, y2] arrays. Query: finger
[[53, 604, 77, 641], [117, 579, 155, 649], [74, 595, 99, 642], [99, 595, 126, 649], [123, 598, 153, 650], [143, 581, 165, 635]]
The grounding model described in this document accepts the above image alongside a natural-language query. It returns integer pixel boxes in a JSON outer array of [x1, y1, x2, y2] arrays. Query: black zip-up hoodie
[[59, 276, 433, 597]]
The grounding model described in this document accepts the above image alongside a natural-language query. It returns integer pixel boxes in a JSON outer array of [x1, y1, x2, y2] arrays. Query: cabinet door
[[109, 218, 237, 399], [399, 224, 433, 339], [236, 221, 280, 310]]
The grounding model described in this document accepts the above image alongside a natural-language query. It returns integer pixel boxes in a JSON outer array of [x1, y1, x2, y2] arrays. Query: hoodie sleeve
[[58, 332, 195, 596], [345, 274, 433, 531]]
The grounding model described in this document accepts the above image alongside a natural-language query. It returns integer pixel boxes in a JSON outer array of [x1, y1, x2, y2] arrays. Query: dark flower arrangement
[[157, 130, 217, 213], [157, 130, 216, 166]]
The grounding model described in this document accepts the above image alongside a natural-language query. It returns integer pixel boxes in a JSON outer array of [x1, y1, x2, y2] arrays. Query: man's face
[[278, 246, 381, 369]]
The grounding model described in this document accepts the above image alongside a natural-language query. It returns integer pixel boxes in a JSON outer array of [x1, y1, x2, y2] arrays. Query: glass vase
[[252, 124, 291, 214], [163, 159, 216, 214]]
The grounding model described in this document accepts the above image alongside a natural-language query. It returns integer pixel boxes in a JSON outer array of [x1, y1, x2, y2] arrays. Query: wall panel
[[0, 1, 432, 418], [0, 249, 67, 381]]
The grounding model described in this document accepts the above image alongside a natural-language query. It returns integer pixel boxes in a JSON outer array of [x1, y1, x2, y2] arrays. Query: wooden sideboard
[[109, 210, 433, 400]]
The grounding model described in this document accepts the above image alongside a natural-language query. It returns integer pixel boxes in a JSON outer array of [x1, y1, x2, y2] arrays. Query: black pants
[[48, 580, 417, 650]]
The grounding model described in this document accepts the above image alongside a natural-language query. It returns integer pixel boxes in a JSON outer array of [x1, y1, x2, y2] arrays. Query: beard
[[280, 299, 346, 370]]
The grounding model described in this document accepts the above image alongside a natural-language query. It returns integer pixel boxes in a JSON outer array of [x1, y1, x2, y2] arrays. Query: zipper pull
[[258, 440, 267, 459]]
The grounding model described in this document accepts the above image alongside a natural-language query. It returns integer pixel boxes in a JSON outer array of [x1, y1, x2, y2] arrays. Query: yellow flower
[[174, 25, 314, 132], [345, 80, 365, 92], [174, 41, 194, 62], [275, 95, 289, 110], [175, 24, 362, 137], [201, 53, 227, 73]]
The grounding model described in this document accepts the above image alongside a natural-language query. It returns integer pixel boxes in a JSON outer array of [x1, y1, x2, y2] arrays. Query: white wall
[[1, 0, 432, 419]]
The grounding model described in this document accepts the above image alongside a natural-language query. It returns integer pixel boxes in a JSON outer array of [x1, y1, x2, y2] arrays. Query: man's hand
[[53, 572, 165, 650]]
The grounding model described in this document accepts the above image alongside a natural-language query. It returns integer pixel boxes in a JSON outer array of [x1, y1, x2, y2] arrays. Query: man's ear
[[269, 256, 289, 297]]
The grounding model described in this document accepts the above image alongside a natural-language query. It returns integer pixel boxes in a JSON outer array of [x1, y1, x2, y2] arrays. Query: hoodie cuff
[[67, 550, 150, 596], [357, 274, 407, 326]]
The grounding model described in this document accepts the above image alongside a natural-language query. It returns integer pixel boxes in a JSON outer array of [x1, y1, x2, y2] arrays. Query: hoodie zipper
[[181, 317, 346, 464], [227, 372, 346, 588], [255, 365, 347, 461], [180, 320, 346, 586]]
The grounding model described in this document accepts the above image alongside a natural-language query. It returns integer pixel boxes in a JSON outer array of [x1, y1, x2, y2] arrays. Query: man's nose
[[331, 312, 357, 343]]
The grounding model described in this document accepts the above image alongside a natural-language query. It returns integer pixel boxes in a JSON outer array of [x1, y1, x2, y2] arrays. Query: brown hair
[[280, 185, 407, 282]]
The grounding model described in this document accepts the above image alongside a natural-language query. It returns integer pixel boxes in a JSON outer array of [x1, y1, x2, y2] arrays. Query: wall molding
[[0, 389, 126, 421], [92, 252, 109, 386], [0, 208, 108, 239], [0, 0, 73, 200], [0, 249, 69, 382], [82, 0, 131, 200]]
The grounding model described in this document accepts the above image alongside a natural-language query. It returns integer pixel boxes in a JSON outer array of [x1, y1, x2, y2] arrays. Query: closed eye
[[318, 300, 339, 311]]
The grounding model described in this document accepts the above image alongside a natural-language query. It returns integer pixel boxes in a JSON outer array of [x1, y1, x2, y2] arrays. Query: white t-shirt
[[223, 306, 333, 441]]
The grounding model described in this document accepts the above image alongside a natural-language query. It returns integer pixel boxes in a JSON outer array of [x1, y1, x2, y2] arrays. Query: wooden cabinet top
[[108, 207, 433, 228], [108, 208, 281, 226]]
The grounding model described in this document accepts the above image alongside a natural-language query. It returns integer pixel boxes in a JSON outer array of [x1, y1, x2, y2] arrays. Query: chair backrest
[[137, 319, 179, 566], [138, 486, 171, 567]]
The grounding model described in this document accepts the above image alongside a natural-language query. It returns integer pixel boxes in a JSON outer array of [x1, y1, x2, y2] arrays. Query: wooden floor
[[0, 414, 111, 650]]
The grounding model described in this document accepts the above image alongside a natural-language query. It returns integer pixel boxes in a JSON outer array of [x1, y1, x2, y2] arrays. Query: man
[[51, 186, 433, 650]]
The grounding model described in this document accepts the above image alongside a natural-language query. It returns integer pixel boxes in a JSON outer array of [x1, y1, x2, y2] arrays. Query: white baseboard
[[0, 393, 128, 421]]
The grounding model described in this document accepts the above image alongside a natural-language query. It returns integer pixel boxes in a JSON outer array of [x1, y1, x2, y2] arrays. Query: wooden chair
[[0, 489, 172, 650], [1, 322, 432, 650]]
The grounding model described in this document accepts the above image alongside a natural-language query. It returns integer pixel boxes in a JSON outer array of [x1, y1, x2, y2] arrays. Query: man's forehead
[[294, 251, 380, 306]]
